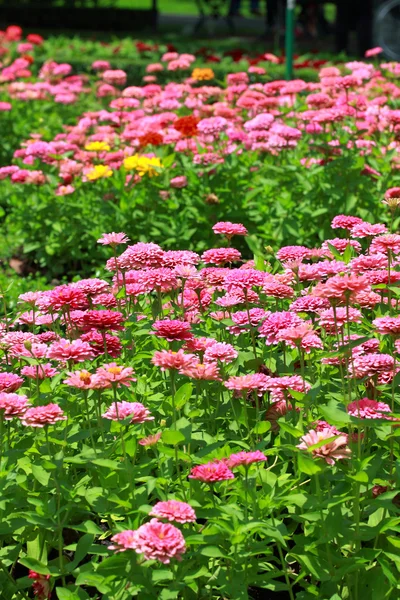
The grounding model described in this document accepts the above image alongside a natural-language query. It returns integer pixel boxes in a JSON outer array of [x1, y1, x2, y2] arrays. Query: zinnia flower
[[97, 232, 129, 247], [152, 319, 193, 342], [21, 404, 67, 427], [109, 519, 186, 563], [95, 363, 136, 387], [150, 500, 196, 523], [227, 450, 267, 468], [297, 429, 351, 465], [189, 461, 235, 482], [0, 392, 30, 419], [102, 401, 153, 423]]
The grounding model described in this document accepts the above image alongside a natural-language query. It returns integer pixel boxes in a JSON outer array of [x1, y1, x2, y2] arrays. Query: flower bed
[[1, 211, 400, 598], [1, 28, 400, 279]]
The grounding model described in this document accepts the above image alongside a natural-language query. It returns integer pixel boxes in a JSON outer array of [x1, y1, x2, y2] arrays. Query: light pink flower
[[297, 429, 351, 465], [224, 373, 270, 396], [97, 232, 129, 247], [109, 519, 186, 563], [0, 372, 23, 392], [21, 364, 59, 380], [150, 500, 196, 523], [203, 342, 238, 364], [95, 363, 136, 388], [212, 222, 248, 239], [227, 450, 267, 468], [152, 349, 197, 371], [102, 401, 153, 423], [179, 362, 221, 380], [347, 398, 392, 419], [47, 339, 95, 363], [21, 404, 67, 427], [139, 432, 162, 446], [0, 393, 30, 419]]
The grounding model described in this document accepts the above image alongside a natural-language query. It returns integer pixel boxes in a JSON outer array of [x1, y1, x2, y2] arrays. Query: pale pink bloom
[[313, 274, 370, 301], [349, 353, 395, 378], [373, 316, 400, 336], [92, 60, 111, 71], [365, 47, 383, 57], [153, 319, 193, 342], [212, 222, 248, 239], [202, 248, 241, 265], [347, 398, 392, 419], [350, 222, 388, 238], [227, 450, 267, 468], [189, 461, 235, 482], [263, 281, 294, 298], [47, 339, 95, 363], [0, 393, 30, 419], [318, 307, 362, 331], [258, 311, 304, 345], [95, 363, 136, 387], [102, 401, 153, 423], [203, 342, 238, 364], [370, 234, 400, 255], [264, 375, 311, 400], [289, 296, 330, 313], [150, 500, 196, 523], [152, 349, 197, 371], [331, 215, 364, 230], [139, 432, 162, 446], [0, 372, 23, 392], [350, 253, 388, 273], [276, 245, 312, 262], [21, 404, 66, 427], [55, 185, 75, 196], [63, 370, 99, 389], [224, 373, 270, 396], [297, 429, 351, 465], [109, 519, 186, 563], [102, 69, 127, 86], [179, 362, 221, 380], [170, 175, 188, 188], [21, 364, 59, 380], [97, 232, 129, 247]]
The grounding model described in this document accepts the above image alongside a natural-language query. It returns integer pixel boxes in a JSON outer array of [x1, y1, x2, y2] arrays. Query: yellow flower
[[191, 68, 215, 81], [123, 154, 163, 177], [85, 141, 111, 152], [86, 164, 113, 181]]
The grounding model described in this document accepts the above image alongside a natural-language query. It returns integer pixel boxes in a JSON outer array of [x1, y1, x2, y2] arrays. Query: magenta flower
[[189, 461, 235, 482], [109, 519, 186, 563], [150, 500, 196, 523]]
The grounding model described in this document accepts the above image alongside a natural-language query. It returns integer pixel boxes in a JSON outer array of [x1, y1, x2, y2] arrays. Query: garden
[[1, 23, 400, 600]]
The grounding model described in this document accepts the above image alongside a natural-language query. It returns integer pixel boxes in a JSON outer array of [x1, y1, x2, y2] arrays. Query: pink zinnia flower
[[349, 353, 395, 378], [224, 373, 270, 396], [263, 375, 311, 401], [48, 285, 88, 311], [47, 339, 95, 363], [201, 248, 241, 265], [227, 450, 267, 468], [21, 404, 67, 427], [212, 222, 248, 239], [82, 310, 124, 332], [102, 401, 153, 423], [297, 429, 351, 465], [373, 316, 400, 336], [179, 362, 221, 380], [347, 398, 392, 419], [109, 519, 186, 563], [370, 234, 400, 255], [350, 222, 388, 238], [331, 215, 364, 230], [0, 392, 30, 419], [97, 232, 129, 247], [258, 311, 303, 345], [365, 47, 383, 57], [150, 500, 196, 523], [0, 372, 23, 392], [63, 370, 99, 389], [189, 461, 235, 482], [152, 319, 193, 342], [95, 363, 136, 388], [21, 364, 59, 380], [139, 432, 162, 446], [203, 342, 238, 364], [152, 349, 197, 371]]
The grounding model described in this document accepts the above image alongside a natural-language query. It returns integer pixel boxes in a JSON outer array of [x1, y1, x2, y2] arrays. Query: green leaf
[[297, 452, 322, 475], [319, 400, 351, 424], [19, 557, 50, 575], [31, 465, 50, 486], [72, 521, 104, 535], [56, 588, 80, 600], [200, 546, 227, 558], [253, 421, 271, 434], [174, 383, 193, 409], [279, 421, 303, 438], [162, 430, 185, 446]]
